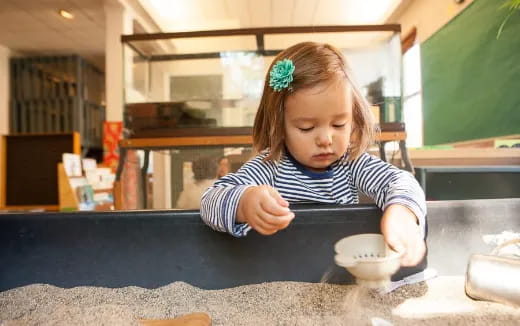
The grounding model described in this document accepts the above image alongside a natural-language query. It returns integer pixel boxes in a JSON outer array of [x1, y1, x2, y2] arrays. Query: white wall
[[393, 0, 475, 43], [105, 1, 133, 122], [390, 0, 475, 149]]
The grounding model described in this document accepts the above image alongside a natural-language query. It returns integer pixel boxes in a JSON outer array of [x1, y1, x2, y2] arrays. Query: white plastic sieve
[[334, 233, 403, 288]]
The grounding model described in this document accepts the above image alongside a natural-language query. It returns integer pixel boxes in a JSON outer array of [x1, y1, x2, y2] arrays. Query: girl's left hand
[[380, 204, 426, 267]]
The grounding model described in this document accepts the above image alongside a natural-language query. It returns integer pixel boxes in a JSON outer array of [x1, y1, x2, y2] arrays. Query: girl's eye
[[298, 127, 314, 132], [333, 124, 346, 128]]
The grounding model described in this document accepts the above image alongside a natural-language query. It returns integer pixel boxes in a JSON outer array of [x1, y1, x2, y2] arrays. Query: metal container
[[465, 239, 520, 307]]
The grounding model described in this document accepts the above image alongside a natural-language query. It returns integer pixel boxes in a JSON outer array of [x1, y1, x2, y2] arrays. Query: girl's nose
[[316, 130, 333, 146]]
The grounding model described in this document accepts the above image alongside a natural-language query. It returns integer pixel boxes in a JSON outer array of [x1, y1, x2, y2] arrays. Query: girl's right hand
[[236, 185, 295, 235]]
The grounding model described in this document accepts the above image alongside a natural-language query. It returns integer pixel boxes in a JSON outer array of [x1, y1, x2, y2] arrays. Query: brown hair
[[253, 42, 376, 162]]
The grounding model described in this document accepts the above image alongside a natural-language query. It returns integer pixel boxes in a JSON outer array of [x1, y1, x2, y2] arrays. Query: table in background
[[415, 165, 520, 201]]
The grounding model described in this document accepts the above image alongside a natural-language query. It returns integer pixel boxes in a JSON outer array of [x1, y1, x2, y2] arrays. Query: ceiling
[[141, 0, 402, 31], [0, 0, 404, 71], [0, 0, 106, 69]]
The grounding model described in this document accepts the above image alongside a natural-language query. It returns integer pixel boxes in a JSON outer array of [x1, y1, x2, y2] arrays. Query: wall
[[391, 0, 475, 43], [387, 0, 518, 144], [420, 0, 520, 145], [105, 1, 133, 122]]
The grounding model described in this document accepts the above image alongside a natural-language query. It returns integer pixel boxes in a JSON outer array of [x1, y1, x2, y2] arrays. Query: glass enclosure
[[120, 26, 403, 209], [122, 26, 403, 137]]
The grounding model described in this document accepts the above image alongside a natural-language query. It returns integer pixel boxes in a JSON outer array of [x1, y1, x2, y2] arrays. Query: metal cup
[[465, 239, 520, 307]]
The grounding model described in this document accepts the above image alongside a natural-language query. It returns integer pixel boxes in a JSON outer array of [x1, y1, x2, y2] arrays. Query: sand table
[[1, 276, 519, 325]]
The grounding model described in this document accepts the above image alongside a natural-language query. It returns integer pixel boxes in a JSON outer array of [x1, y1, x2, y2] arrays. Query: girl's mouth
[[313, 153, 333, 160]]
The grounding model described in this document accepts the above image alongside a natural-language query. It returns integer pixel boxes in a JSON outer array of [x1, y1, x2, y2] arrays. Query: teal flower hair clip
[[269, 58, 295, 92]]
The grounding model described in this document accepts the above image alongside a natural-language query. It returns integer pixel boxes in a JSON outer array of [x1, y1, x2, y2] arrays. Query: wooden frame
[[120, 135, 252, 149], [122, 25, 401, 61], [408, 148, 520, 166], [401, 26, 417, 54], [119, 132, 406, 150], [122, 25, 401, 42], [444, 134, 520, 149]]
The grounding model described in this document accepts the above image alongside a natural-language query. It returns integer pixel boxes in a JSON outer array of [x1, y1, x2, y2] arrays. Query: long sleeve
[[200, 154, 276, 237], [349, 153, 427, 237], [201, 151, 427, 238]]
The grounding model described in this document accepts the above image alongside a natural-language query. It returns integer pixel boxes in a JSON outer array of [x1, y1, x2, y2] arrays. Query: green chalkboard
[[421, 0, 520, 145]]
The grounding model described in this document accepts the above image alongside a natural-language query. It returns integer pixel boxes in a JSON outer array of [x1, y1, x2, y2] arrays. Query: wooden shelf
[[119, 131, 407, 149], [407, 148, 520, 166]]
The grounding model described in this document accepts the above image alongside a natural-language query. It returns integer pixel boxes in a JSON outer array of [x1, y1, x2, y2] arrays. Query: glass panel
[[265, 31, 402, 123], [403, 44, 423, 148], [123, 51, 266, 135], [348, 34, 402, 123], [403, 44, 422, 96], [125, 44, 149, 103], [403, 94, 423, 148], [120, 28, 404, 210], [123, 29, 403, 137]]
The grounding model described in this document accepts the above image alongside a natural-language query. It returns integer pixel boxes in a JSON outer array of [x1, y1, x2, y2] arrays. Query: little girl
[[201, 42, 426, 267]]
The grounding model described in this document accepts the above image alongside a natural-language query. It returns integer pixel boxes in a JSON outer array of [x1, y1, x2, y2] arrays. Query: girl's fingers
[[384, 234, 404, 254], [409, 239, 426, 266], [254, 209, 283, 229], [267, 187, 289, 208], [398, 237, 426, 267], [257, 208, 294, 229], [261, 193, 291, 217], [247, 213, 278, 235], [404, 227, 426, 266], [250, 203, 291, 235], [401, 245, 415, 266], [245, 186, 294, 235], [265, 212, 295, 229], [385, 235, 414, 266]]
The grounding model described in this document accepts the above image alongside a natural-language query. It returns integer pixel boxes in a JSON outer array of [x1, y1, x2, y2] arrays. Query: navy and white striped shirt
[[200, 151, 426, 237]]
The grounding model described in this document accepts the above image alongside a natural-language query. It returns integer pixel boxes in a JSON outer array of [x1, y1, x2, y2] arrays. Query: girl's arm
[[349, 153, 427, 236], [200, 154, 276, 237]]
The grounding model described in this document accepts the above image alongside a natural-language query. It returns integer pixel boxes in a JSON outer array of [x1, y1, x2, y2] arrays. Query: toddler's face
[[283, 77, 352, 172]]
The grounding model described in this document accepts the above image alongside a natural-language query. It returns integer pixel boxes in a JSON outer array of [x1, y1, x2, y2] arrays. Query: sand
[[1, 277, 519, 325]]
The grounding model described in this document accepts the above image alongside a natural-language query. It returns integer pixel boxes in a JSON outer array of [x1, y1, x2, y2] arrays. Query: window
[[402, 43, 423, 148]]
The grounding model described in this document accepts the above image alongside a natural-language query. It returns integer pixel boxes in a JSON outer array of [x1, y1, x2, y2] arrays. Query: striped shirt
[[200, 151, 426, 237]]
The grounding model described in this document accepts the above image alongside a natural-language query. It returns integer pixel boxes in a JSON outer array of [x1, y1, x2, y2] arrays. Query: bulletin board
[[1, 133, 80, 210], [421, 0, 520, 145]]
